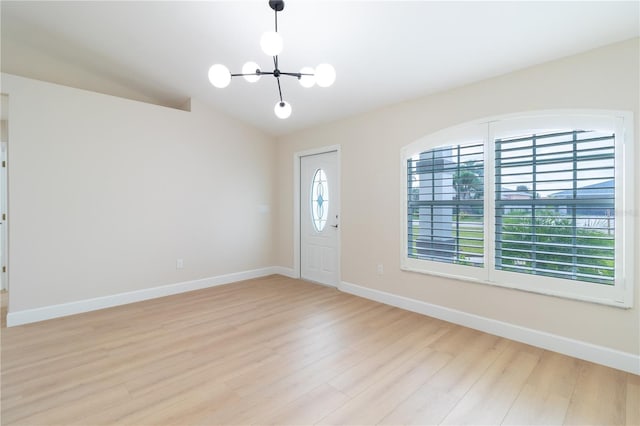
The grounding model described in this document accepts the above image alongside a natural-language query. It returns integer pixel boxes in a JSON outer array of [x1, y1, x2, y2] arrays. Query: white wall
[[276, 38, 640, 356], [2, 73, 276, 313]]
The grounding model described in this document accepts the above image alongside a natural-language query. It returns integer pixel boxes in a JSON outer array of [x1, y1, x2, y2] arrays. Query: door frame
[[1, 140, 7, 292], [293, 145, 341, 285]]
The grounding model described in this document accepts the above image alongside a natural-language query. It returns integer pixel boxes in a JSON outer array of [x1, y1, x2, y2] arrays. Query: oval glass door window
[[311, 168, 329, 232]]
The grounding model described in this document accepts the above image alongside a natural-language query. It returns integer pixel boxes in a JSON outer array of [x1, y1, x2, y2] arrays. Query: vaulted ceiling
[[2, 1, 639, 136]]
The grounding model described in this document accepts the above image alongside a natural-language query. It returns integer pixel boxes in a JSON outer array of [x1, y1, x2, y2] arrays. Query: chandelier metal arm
[[230, 71, 314, 79], [276, 77, 284, 103], [280, 71, 313, 78]]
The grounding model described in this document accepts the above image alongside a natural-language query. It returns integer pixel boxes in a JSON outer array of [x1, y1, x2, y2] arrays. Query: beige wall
[[276, 38, 640, 355], [3, 73, 276, 312]]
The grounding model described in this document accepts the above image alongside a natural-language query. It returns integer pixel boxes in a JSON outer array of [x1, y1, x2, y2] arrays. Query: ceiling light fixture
[[208, 0, 335, 120]]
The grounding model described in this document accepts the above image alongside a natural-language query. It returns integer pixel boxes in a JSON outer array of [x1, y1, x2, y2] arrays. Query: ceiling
[[2, 1, 639, 136]]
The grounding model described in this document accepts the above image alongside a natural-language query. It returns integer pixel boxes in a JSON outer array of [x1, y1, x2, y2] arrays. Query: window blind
[[407, 142, 484, 266], [495, 130, 615, 285]]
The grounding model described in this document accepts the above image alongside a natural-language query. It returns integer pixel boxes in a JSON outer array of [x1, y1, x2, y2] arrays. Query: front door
[[300, 151, 339, 286]]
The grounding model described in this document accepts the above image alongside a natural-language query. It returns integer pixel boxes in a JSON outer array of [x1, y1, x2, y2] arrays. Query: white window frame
[[400, 110, 634, 308]]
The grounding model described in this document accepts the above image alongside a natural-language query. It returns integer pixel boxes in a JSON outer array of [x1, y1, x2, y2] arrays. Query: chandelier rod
[[273, 10, 282, 103], [276, 78, 284, 104]]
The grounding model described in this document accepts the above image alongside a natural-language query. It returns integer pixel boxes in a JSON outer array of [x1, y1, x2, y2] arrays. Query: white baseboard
[[339, 280, 640, 375], [6, 267, 279, 327], [271, 266, 297, 279]]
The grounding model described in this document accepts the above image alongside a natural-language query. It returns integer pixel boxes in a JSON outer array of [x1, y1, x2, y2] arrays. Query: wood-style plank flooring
[[1, 276, 638, 425]]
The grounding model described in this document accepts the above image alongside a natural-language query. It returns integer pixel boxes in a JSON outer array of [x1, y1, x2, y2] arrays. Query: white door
[[300, 151, 339, 286]]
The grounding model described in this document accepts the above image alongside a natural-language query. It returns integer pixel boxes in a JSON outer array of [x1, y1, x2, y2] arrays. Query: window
[[311, 168, 329, 232], [495, 129, 615, 285], [407, 142, 484, 266], [401, 111, 634, 307]]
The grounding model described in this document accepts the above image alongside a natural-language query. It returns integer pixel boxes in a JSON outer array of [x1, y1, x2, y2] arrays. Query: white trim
[[293, 153, 301, 279], [339, 280, 640, 375], [293, 144, 341, 286], [272, 266, 297, 278], [6, 267, 280, 327], [621, 112, 636, 308], [0, 141, 7, 292]]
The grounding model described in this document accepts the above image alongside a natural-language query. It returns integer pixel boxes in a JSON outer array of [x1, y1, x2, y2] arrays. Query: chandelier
[[208, 0, 336, 119]]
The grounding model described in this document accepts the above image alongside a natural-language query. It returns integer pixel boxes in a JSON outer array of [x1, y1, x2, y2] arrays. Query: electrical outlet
[[176, 259, 184, 269], [377, 264, 384, 275]]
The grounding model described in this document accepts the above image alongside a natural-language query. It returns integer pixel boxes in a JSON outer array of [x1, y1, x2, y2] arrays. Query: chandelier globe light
[[260, 31, 283, 56], [315, 63, 336, 88], [274, 101, 292, 119], [208, 0, 335, 119], [208, 64, 231, 88], [299, 66, 316, 88], [242, 62, 261, 83]]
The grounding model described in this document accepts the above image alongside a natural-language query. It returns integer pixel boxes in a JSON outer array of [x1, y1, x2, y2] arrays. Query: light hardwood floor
[[1, 276, 638, 425]]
